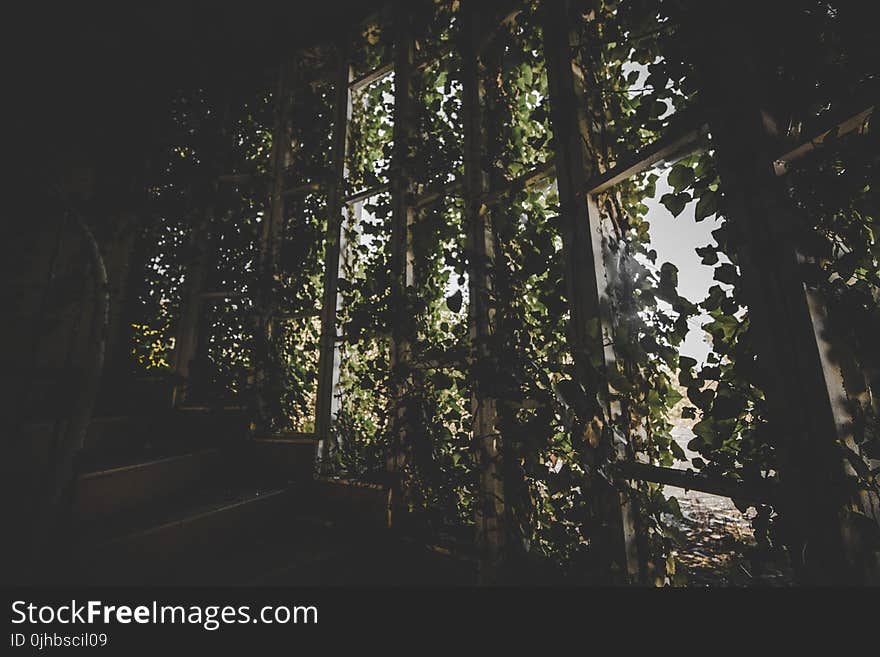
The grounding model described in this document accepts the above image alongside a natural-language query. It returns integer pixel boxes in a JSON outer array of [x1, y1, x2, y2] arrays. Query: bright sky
[[643, 168, 722, 364]]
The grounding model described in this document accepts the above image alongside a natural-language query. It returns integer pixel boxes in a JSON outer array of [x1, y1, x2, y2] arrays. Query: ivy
[[135, 0, 879, 583]]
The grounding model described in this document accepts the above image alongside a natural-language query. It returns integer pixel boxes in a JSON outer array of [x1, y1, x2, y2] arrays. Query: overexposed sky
[[642, 168, 722, 364]]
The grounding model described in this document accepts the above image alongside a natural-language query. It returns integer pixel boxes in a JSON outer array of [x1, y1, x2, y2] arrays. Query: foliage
[[133, 0, 878, 582]]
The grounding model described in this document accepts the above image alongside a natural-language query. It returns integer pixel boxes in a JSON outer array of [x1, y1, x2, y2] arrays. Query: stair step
[[72, 495, 476, 586], [91, 484, 290, 549], [135, 514, 349, 585], [72, 447, 229, 522], [252, 436, 318, 483], [72, 483, 296, 584], [62, 435, 318, 581], [244, 520, 477, 586]]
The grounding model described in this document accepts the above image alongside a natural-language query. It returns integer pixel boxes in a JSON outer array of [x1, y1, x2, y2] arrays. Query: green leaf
[[670, 440, 686, 460], [446, 290, 463, 313], [658, 262, 679, 300], [714, 263, 738, 286], [692, 418, 717, 444], [660, 192, 689, 217], [668, 164, 695, 193], [679, 355, 698, 371], [694, 189, 718, 221], [695, 245, 719, 265], [431, 372, 454, 389]]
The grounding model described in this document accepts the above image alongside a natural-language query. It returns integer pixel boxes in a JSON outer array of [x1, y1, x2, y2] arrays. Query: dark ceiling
[[8, 1, 382, 201]]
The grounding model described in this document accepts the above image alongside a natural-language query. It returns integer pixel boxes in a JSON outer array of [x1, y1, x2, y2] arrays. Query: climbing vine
[[134, 0, 878, 582]]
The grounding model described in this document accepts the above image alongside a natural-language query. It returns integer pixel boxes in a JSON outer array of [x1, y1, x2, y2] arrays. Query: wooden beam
[[199, 290, 244, 300], [543, 0, 641, 583], [170, 207, 212, 407], [615, 462, 776, 504], [251, 60, 295, 430], [315, 39, 354, 467], [587, 116, 709, 195], [344, 182, 391, 205], [460, 0, 506, 585], [349, 62, 394, 93], [772, 105, 874, 175], [387, 0, 417, 483], [349, 39, 456, 94], [693, 1, 879, 584], [282, 181, 325, 198], [261, 62, 294, 279], [413, 159, 557, 212], [416, 42, 454, 74], [413, 179, 462, 210], [481, 158, 557, 207], [802, 279, 880, 538]]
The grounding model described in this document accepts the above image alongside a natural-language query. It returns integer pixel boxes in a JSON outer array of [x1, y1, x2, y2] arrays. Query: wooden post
[[170, 206, 212, 407], [694, 0, 879, 583], [262, 62, 294, 285], [542, 0, 641, 582], [387, 1, 417, 489], [252, 60, 294, 429], [100, 211, 141, 381], [460, 0, 507, 583], [316, 40, 353, 467], [586, 193, 643, 578]]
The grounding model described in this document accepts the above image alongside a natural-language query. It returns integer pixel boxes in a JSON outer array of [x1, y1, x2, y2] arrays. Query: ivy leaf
[[695, 245, 719, 265], [553, 378, 592, 418], [644, 173, 658, 198], [694, 189, 718, 221], [688, 386, 715, 410], [431, 371, 455, 390], [658, 262, 679, 300], [668, 164, 695, 192], [660, 192, 689, 217], [711, 390, 746, 420], [714, 263, 738, 286], [607, 368, 633, 393], [523, 247, 546, 275], [679, 355, 698, 371], [446, 290, 463, 313], [670, 440, 686, 461], [692, 418, 717, 445]]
